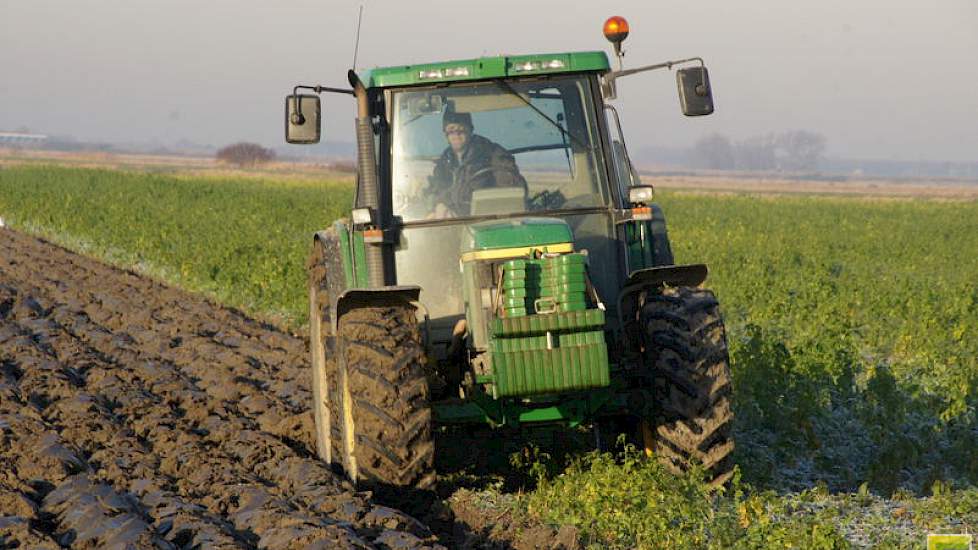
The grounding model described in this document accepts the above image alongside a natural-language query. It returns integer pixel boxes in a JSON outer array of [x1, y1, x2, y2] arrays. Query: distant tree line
[[690, 130, 826, 172], [216, 142, 275, 167]]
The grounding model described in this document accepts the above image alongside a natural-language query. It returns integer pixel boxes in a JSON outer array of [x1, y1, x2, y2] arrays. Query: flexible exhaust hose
[[349, 70, 385, 287]]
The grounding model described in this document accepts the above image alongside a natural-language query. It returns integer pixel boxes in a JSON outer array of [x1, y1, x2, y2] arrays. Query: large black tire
[[307, 239, 434, 491], [334, 306, 436, 490], [640, 286, 735, 487]]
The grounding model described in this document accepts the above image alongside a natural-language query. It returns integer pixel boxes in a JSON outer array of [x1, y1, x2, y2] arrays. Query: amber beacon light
[[603, 15, 630, 67], [603, 16, 630, 45]]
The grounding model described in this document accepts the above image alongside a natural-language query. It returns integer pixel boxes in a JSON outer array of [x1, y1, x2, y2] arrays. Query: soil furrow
[[3, 267, 430, 547], [0, 228, 443, 549], [0, 327, 166, 548], [0, 229, 315, 450], [1, 291, 253, 548]]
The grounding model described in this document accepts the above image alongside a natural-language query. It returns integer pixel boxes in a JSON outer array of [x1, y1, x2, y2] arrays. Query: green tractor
[[287, 16, 734, 492]]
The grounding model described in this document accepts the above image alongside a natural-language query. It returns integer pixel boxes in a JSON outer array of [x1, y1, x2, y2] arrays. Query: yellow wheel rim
[[641, 419, 655, 457]]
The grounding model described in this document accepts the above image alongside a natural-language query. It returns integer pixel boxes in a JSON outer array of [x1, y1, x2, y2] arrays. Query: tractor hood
[[461, 218, 574, 260]]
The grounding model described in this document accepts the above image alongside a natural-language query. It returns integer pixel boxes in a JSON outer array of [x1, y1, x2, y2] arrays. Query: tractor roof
[[358, 51, 609, 89]]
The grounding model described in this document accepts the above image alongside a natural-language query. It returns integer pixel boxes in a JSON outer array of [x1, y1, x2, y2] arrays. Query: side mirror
[[285, 94, 321, 144], [677, 66, 714, 117]]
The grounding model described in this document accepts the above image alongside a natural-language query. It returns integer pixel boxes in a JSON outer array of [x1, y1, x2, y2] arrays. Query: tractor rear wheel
[[333, 305, 436, 491], [640, 286, 735, 488]]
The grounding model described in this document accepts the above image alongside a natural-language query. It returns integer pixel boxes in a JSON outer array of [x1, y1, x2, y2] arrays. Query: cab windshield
[[391, 75, 610, 223]]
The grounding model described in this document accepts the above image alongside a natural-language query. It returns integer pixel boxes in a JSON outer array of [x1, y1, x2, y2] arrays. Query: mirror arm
[[602, 57, 706, 99], [610, 56, 704, 80], [293, 85, 355, 96], [290, 84, 355, 124]]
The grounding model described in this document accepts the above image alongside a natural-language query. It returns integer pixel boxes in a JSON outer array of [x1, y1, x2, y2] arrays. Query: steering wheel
[[528, 189, 567, 211], [460, 166, 497, 186]]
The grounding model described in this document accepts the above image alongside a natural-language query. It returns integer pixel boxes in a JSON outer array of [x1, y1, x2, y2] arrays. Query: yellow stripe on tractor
[[459, 242, 573, 263]]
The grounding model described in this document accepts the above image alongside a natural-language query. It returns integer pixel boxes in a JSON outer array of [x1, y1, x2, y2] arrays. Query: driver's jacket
[[427, 134, 527, 215]]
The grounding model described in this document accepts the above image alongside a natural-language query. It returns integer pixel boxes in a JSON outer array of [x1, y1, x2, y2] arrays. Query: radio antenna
[[352, 4, 364, 69]]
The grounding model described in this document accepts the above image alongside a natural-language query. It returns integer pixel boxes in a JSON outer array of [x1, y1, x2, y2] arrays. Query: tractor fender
[[334, 286, 422, 334], [615, 264, 709, 355], [618, 264, 707, 353], [312, 228, 422, 333], [624, 263, 708, 290]]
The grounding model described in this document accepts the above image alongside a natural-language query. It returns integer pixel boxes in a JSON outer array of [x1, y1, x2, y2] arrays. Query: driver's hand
[[426, 203, 455, 220]]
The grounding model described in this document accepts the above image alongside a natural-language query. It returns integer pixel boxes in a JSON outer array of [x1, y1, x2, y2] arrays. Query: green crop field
[[0, 164, 352, 326], [2, 163, 977, 548]]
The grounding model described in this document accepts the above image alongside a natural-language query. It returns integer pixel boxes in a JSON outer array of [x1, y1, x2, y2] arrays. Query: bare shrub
[[216, 142, 276, 167]]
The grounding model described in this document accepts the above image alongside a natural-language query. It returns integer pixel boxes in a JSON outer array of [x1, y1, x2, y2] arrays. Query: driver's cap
[[443, 110, 472, 130]]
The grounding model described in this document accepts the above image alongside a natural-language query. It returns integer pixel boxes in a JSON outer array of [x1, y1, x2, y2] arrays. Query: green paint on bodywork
[[463, 218, 573, 251], [494, 309, 606, 335], [488, 281, 610, 397], [460, 218, 576, 350], [358, 51, 610, 89], [624, 220, 653, 272], [335, 221, 369, 288], [623, 203, 672, 274], [490, 339, 610, 397], [432, 385, 619, 427], [335, 221, 355, 287], [467, 250, 610, 398], [352, 230, 368, 287]]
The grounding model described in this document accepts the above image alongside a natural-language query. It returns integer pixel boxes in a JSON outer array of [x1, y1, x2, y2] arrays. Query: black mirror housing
[[677, 66, 714, 117], [285, 94, 322, 144]]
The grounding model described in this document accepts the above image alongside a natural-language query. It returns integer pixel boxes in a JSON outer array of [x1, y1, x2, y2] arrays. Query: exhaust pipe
[[348, 70, 386, 288]]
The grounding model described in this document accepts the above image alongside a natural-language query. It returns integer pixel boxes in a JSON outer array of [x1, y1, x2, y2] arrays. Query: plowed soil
[[0, 227, 444, 549]]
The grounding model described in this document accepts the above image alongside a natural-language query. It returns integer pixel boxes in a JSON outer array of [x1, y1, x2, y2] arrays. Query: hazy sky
[[2, 0, 977, 162]]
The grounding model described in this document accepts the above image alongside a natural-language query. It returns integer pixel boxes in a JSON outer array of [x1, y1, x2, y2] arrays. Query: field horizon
[[4, 147, 978, 200]]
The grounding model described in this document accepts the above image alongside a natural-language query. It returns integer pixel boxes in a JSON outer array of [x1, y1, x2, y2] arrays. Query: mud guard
[[333, 286, 422, 333], [313, 228, 423, 334], [616, 264, 709, 355], [625, 263, 708, 289]]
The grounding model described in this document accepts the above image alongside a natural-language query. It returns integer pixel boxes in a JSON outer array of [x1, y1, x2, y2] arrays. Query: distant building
[[0, 132, 48, 148]]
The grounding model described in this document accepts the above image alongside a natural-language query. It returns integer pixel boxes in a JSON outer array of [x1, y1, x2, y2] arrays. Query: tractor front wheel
[[333, 305, 436, 492], [640, 286, 735, 488], [308, 239, 338, 465]]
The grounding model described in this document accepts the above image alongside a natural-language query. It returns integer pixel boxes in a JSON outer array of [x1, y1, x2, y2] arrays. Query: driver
[[426, 110, 526, 218]]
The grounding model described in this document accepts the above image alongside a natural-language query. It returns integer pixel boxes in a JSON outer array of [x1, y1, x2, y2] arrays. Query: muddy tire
[[308, 240, 338, 465], [334, 306, 435, 491], [640, 286, 735, 487]]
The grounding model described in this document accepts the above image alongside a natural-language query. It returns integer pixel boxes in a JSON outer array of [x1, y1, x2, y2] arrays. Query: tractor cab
[[381, 56, 624, 349]]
